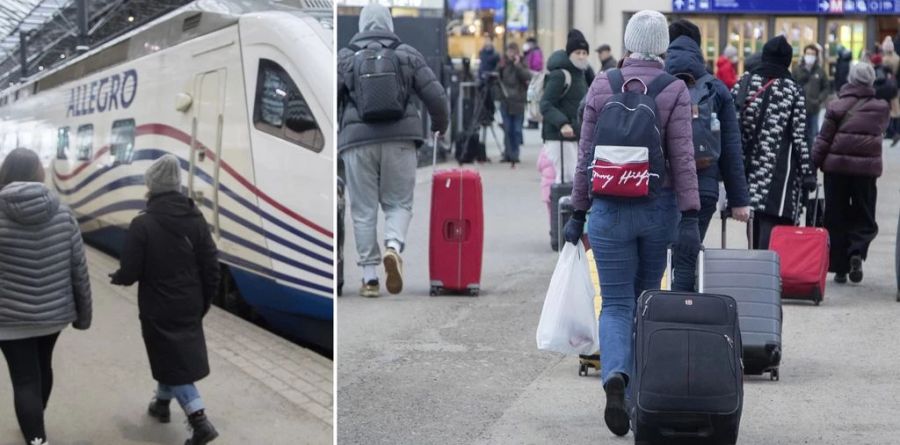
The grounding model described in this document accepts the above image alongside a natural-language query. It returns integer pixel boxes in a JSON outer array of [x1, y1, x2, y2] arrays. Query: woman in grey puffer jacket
[[0, 148, 92, 445]]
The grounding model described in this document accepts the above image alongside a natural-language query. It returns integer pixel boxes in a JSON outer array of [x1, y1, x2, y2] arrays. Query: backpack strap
[[646, 73, 677, 98], [607, 69, 625, 93], [836, 97, 871, 131]]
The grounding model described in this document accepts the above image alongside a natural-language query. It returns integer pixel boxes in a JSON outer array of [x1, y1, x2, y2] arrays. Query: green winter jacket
[[792, 62, 830, 115], [540, 50, 588, 141]]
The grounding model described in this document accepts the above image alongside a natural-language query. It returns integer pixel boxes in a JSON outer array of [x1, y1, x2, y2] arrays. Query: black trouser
[[824, 173, 878, 273], [751, 212, 793, 250], [0, 332, 60, 445]]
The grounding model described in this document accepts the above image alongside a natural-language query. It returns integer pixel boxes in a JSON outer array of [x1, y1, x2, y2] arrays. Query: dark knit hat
[[566, 29, 590, 55], [762, 35, 793, 68], [668, 19, 701, 45]]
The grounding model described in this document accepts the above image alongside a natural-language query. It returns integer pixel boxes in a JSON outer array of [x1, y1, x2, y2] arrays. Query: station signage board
[[672, 0, 900, 14]]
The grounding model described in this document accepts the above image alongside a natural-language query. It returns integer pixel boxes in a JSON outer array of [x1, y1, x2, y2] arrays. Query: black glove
[[802, 175, 817, 193], [564, 210, 586, 245], [672, 212, 701, 292]]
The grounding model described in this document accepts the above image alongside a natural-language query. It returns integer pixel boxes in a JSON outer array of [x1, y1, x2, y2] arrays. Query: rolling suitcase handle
[[720, 208, 754, 249]]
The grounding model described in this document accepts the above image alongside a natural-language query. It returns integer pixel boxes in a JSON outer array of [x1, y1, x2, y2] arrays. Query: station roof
[[0, 0, 192, 87]]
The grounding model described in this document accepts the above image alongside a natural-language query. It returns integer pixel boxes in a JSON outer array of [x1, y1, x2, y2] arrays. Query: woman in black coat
[[111, 154, 220, 445]]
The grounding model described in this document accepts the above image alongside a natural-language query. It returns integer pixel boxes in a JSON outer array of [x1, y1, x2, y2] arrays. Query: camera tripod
[[456, 76, 505, 163]]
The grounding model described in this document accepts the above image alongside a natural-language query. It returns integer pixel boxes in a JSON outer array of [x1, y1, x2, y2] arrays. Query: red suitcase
[[769, 225, 829, 305], [429, 168, 484, 296]]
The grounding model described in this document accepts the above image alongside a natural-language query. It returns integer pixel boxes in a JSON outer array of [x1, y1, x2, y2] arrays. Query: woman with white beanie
[[562, 10, 700, 437], [111, 154, 221, 445], [813, 63, 890, 284]]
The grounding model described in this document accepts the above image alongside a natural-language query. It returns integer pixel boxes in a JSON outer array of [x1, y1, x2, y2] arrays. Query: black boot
[[849, 255, 863, 283], [184, 410, 219, 445], [148, 398, 171, 423], [604, 373, 630, 436]]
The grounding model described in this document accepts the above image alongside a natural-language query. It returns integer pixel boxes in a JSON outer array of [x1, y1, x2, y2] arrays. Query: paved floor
[[338, 127, 900, 444], [0, 247, 333, 445]]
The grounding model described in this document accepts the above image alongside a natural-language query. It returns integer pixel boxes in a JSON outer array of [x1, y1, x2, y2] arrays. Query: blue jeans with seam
[[587, 190, 679, 390], [500, 110, 524, 162], [157, 382, 205, 415]]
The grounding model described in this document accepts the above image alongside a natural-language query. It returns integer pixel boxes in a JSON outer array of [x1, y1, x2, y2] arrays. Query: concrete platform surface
[[338, 127, 900, 445], [0, 247, 333, 445]]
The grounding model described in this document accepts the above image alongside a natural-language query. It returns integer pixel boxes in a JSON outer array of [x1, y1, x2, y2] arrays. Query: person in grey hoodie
[[337, 4, 450, 298], [563, 11, 700, 438], [0, 148, 91, 445]]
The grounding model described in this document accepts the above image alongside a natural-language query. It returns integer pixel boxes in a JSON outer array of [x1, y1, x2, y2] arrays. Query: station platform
[[0, 247, 332, 445], [338, 125, 900, 444]]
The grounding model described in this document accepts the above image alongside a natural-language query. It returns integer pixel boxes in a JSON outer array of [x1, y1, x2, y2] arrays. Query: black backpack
[[348, 40, 408, 122], [590, 69, 676, 199], [684, 73, 722, 170]]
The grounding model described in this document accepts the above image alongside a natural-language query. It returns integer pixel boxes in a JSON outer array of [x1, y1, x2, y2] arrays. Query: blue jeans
[[806, 113, 819, 151], [587, 191, 678, 388], [157, 382, 204, 415], [500, 110, 524, 162]]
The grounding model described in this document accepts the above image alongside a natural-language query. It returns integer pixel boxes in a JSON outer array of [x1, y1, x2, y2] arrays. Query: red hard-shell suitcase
[[769, 226, 829, 305], [429, 168, 484, 296]]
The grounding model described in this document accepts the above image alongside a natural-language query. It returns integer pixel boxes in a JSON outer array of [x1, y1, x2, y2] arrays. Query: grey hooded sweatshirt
[[337, 4, 449, 151], [0, 182, 91, 340]]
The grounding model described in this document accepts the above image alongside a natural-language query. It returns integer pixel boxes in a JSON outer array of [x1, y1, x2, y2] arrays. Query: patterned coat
[[733, 73, 813, 222]]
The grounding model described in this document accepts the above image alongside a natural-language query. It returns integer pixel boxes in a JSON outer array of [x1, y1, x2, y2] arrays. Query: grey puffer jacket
[[337, 30, 450, 151], [0, 182, 91, 330]]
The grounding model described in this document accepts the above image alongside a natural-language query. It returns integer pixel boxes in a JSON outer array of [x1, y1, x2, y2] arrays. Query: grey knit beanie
[[723, 45, 738, 58], [359, 3, 393, 32], [849, 62, 876, 86], [145, 154, 182, 195], [624, 10, 669, 56]]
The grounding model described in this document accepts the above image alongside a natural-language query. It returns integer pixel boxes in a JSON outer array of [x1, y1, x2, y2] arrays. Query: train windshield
[[253, 59, 324, 153]]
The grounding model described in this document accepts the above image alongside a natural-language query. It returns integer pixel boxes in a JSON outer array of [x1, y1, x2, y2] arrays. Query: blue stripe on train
[[77, 200, 333, 295], [55, 148, 332, 252], [84, 225, 332, 349]]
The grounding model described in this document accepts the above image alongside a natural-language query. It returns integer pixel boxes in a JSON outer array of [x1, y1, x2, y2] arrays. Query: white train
[[0, 0, 335, 351]]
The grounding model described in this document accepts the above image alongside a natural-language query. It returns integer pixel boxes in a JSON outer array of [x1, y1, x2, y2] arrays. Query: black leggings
[[0, 332, 60, 445]]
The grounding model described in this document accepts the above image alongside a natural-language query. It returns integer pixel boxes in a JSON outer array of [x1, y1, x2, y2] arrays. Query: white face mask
[[570, 54, 589, 70], [803, 55, 817, 66]]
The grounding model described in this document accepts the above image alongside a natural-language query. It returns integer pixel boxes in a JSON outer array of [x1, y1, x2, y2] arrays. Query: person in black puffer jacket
[[0, 148, 91, 445], [337, 4, 449, 298], [111, 154, 220, 445]]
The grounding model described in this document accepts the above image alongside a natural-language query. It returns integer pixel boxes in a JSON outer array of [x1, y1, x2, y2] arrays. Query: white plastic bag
[[536, 241, 599, 355]]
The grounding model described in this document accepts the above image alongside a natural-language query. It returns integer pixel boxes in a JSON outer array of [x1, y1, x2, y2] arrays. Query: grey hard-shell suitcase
[[701, 212, 783, 380]]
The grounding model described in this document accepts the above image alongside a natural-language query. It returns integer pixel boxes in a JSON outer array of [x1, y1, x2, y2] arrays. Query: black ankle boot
[[148, 398, 171, 423], [603, 373, 630, 436], [185, 410, 219, 445]]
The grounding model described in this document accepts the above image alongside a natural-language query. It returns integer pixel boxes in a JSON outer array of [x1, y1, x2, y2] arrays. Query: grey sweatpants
[[340, 142, 417, 267]]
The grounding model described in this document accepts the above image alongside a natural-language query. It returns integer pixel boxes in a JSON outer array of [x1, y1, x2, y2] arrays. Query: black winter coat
[[112, 192, 220, 385]]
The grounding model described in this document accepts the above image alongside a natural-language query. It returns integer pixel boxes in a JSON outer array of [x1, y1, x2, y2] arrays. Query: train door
[[190, 69, 226, 237]]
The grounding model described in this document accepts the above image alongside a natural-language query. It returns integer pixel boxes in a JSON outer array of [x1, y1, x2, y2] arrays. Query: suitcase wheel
[[810, 287, 822, 306], [430, 286, 441, 297], [578, 364, 587, 377], [770, 368, 780, 381], [468, 288, 480, 297]]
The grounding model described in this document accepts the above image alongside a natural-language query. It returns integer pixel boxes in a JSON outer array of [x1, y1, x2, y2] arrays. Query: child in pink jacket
[[537, 147, 555, 223]]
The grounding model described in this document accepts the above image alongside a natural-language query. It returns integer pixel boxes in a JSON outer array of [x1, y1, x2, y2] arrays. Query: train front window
[[76, 124, 93, 161], [110, 119, 135, 164], [56, 127, 69, 160], [253, 59, 324, 153]]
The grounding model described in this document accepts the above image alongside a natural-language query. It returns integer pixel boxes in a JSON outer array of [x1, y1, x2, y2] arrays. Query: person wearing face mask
[[539, 29, 590, 185], [716, 45, 740, 89], [792, 44, 831, 149]]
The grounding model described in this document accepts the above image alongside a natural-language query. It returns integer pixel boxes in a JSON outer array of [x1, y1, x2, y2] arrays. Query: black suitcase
[[633, 254, 743, 444], [550, 141, 573, 251], [702, 212, 783, 380]]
